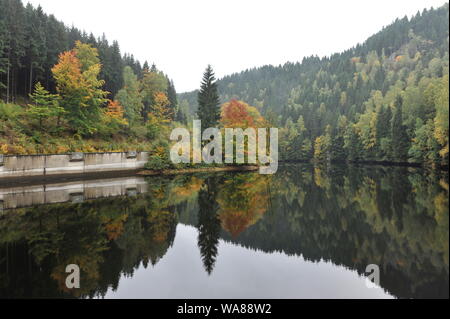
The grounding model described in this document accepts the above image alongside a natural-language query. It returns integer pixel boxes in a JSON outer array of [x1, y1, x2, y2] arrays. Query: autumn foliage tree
[[51, 41, 108, 136], [151, 92, 172, 122], [219, 99, 267, 164], [105, 99, 124, 119], [105, 99, 127, 128], [140, 67, 167, 122], [220, 99, 266, 129]]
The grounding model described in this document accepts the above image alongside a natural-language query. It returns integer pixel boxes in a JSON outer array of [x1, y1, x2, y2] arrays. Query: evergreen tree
[[376, 105, 393, 159], [345, 124, 364, 162], [2, 0, 26, 102], [330, 118, 347, 162], [197, 65, 220, 128], [142, 60, 149, 72], [27, 81, 63, 129], [166, 79, 177, 121], [175, 107, 186, 123], [23, 4, 46, 95], [0, 18, 9, 94], [391, 96, 410, 162]]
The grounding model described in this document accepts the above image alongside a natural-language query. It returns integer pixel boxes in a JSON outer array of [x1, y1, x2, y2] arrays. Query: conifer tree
[[0, 18, 9, 94], [376, 105, 393, 159], [197, 65, 220, 128], [142, 61, 150, 75], [28, 82, 63, 129], [166, 79, 177, 120], [391, 96, 410, 162]]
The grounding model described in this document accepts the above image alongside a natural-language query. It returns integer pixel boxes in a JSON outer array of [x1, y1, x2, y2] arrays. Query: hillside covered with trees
[[179, 4, 449, 168], [0, 0, 181, 154], [1, 1, 448, 170]]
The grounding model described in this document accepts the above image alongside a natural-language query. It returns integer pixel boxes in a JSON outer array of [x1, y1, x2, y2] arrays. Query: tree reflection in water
[[0, 164, 448, 298]]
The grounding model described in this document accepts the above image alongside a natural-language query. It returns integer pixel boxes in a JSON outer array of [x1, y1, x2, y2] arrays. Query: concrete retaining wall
[[0, 152, 149, 179]]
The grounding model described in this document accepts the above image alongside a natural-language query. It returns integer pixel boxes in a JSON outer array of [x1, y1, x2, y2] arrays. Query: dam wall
[[0, 151, 149, 179]]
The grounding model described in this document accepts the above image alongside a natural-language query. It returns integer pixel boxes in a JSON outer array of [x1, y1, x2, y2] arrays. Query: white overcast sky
[[25, 0, 448, 92]]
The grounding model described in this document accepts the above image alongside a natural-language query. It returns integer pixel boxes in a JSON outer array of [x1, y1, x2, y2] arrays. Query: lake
[[0, 164, 448, 299]]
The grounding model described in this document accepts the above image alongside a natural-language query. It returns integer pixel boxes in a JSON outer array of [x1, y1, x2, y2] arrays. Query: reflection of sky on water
[[104, 225, 393, 299]]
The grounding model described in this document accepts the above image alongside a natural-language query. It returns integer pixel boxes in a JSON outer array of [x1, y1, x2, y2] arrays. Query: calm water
[[0, 164, 448, 299]]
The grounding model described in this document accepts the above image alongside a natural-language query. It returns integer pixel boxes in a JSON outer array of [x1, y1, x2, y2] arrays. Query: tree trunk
[[6, 63, 9, 103], [29, 63, 33, 95]]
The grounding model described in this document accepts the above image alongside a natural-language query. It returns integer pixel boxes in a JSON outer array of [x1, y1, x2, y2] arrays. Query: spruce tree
[[166, 79, 177, 120], [376, 105, 392, 159], [197, 65, 220, 128], [346, 124, 364, 162], [142, 60, 149, 72], [0, 18, 9, 94], [28, 82, 63, 129], [331, 130, 346, 162], [391, 96, 410, 162]]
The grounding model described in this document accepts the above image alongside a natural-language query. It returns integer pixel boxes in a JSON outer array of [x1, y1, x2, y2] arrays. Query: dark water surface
[[0, 164, 448, 299]]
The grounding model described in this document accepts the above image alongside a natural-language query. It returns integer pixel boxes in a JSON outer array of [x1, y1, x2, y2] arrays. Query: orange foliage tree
[[220, 99, 266, 128], [51, 41, 108, 136], [151, 91, 173, 123], [105, 99, 127, 125]]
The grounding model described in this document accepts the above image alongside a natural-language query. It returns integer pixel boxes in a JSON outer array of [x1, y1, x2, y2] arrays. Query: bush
[[144, 139, 174, 171], [0, 103, 24, 120]]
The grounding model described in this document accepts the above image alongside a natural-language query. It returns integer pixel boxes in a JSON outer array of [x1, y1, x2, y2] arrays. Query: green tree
[[330, 116, 347, 162], [115, 66, 143, 127], [409, 119, 440, 164], [345, 124, 364, 162], [166, 79, 177, 121], [1, 0, 26, 102], [28, 82, 64, 129], [24, 4, 46, 95], [391, 96, 410, 162], [433, 75, 449, 165], [140, 68, 168, 122], [0, 18, 8, 95], [197, 65, 220, 128], [376, 105, 392, 160], [314, 125, 332, 162]]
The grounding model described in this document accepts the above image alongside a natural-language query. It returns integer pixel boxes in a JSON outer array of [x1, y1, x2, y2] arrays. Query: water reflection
[[197, 177, 221, 275], [0, 164, 448, 298]]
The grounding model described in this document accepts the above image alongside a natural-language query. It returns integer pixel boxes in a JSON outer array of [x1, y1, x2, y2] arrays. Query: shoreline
[[1, 160, 446, 188], [281, 159, 448, 171], [137, 165, 260, 176], [0, 166, 260, 188]]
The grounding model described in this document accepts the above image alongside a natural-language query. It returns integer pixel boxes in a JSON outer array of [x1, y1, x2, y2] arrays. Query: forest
[[0, 0, 181, 155], [180, 4, 449, 168], [0, 0, 449, 170]]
